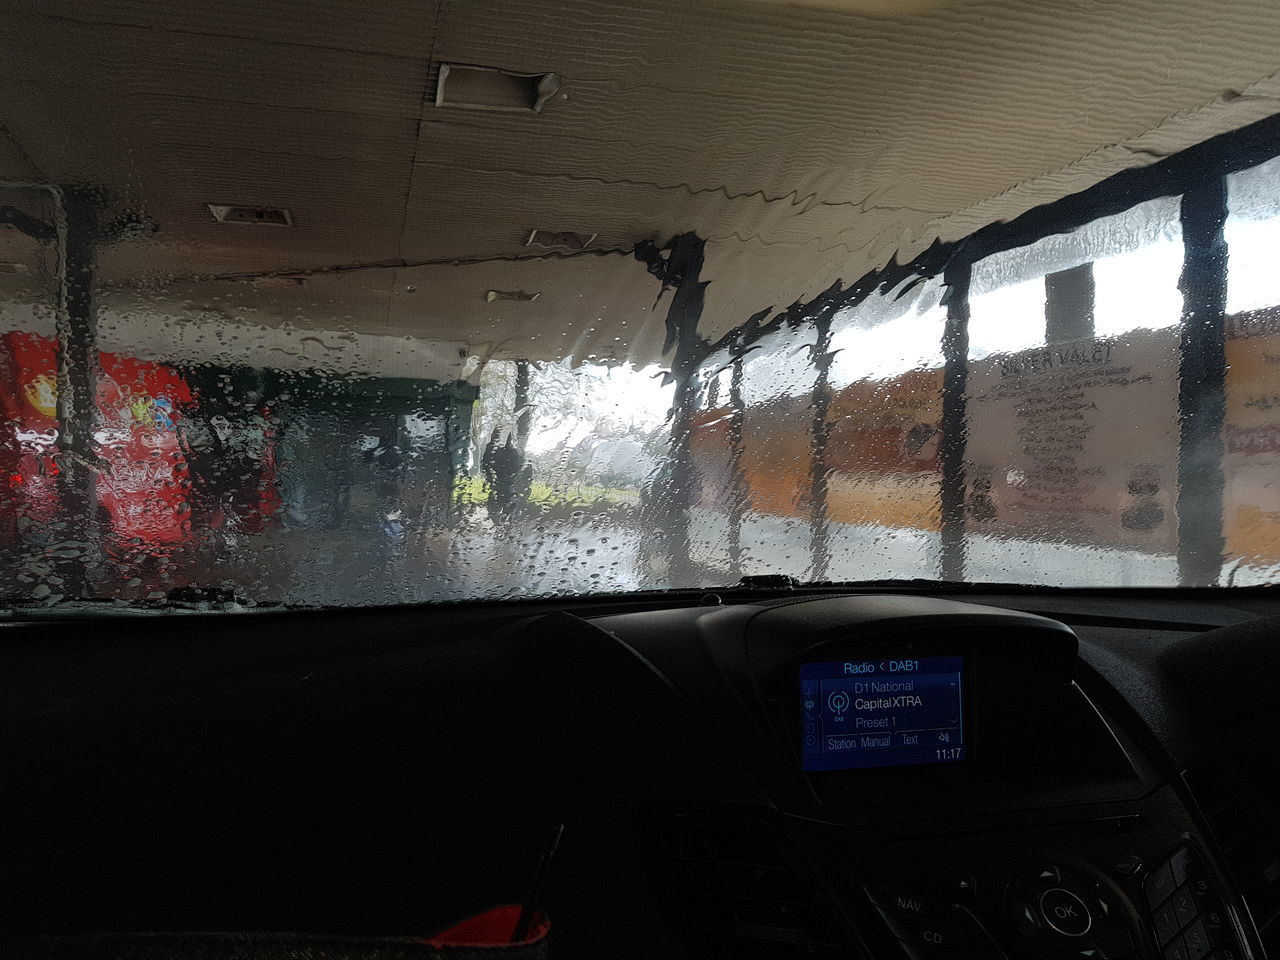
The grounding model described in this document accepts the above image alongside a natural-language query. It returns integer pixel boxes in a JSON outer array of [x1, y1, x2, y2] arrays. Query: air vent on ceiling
[[637, 805, 848, 960], [206, 204, 293, 227], [525, 230, 596, 250], [435, 63, 561, 114], [485, 289, 540, 303], [1183, 761, 1280, 954]]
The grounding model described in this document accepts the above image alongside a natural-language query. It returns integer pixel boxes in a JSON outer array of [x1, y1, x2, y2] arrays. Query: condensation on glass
[[963, 197, 1184, 586], [734, 324, 821, 579], [822, 277, 946, 582], [3, 172, 1279, 605], [0, 185, 62, 602], [687, 277, 947, 585], [1222, 157, 1280, 585]]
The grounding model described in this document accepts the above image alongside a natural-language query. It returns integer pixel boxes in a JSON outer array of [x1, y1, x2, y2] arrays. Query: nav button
[[1040, 887, 1093, 937]]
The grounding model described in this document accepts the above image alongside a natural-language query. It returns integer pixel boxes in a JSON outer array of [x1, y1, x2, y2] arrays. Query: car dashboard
[[0, 589, 1277, 960]]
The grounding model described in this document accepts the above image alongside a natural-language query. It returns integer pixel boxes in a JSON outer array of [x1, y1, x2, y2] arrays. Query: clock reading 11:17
[[799, 656, 966, 772]]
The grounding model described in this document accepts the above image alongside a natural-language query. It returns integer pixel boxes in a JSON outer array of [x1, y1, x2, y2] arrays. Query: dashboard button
[[1199, 901, 1230, 943], [1089, 917, 1134, 957], [1146, 863, 1177, 909], [1170, 888, 1198, 927], [1071, 942, 1127, 959], [1183, 919, 1212, 960], [1094, 893, 1115, 920], [1169, 846, 1199, 886], [1109, 855, 1143, 877], [880, 912, 993, 956], [1164, 936, 1189, 960], [1013, 899, 1042, 937], [864, 881, 948, 922], [1186, 875, 1215, 909], [1152, 898, 1181, 945], [1040, 887, 1093, 937], [944, 872, 976, 897]]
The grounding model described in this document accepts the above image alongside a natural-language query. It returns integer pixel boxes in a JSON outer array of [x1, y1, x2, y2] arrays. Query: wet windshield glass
[[3, 0, 1280, 606]]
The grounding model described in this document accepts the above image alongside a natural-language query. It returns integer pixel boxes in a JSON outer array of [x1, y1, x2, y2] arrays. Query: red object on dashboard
[[425, 905, 550, 948]]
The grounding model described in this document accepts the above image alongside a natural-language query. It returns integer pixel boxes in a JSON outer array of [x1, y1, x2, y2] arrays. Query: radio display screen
[[799, 656, 965, 772]]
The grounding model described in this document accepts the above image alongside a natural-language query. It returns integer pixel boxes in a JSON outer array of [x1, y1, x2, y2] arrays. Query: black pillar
[[54, 187, 102, 596], [659, 233, 709, 585], [1045, 263, 1095, 342], [1176, 179, 1229, 586], [514, 360, 532, 455], [727, 356, 746, 581], [808, 312, 835, 582], [939, 262, 972, 582], [445, 386, 474, 521]]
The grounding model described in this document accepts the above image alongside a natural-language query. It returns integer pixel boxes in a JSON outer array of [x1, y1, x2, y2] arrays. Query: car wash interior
[[2, 1, 1280, 959]]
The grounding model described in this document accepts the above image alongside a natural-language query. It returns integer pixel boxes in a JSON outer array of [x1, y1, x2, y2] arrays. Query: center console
[[599, 594, 1258, 960]]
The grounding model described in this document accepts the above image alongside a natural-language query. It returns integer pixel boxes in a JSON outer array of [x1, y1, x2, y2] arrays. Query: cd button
[[880, 912, 989, 955]]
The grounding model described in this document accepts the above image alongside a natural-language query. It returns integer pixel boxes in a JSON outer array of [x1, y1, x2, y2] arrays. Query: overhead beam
[[0, 204, 56, 243]]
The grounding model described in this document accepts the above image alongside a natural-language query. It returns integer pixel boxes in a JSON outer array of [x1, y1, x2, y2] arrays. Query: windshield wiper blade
[[0, 588, 298, 620], [735, 574, 803, 591], [730, 575, 952, 592]]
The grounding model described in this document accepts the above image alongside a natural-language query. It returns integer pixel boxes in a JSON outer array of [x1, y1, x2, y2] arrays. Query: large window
[[1222, 157, 1280, 584], [963, 197, 1185, 586], [823, 278, 947, 580], [969, 196, 1184, 358], [736, 325, 820, 577]]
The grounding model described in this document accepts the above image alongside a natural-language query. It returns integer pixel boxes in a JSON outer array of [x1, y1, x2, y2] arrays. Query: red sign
[[0, 332, 195, 550]]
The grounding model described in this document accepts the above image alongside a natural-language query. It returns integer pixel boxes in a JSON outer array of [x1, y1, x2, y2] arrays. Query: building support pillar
[[939, 262, 972, 582]]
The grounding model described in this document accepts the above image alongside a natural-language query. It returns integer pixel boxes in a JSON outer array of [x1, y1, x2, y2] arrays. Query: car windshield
[[3, 0, 1280, 608]]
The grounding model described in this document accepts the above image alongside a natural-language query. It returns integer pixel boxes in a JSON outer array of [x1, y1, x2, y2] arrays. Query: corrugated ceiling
[[2, 0, 1280, 367]]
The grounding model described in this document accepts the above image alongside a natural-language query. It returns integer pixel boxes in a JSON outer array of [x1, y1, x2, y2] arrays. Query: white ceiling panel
[[3, 0, 1280, 363]]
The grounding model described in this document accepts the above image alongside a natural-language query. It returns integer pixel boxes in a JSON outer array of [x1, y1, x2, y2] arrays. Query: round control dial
[[1039, 887, 1093, 937], [1009, 862, 1135, 959]]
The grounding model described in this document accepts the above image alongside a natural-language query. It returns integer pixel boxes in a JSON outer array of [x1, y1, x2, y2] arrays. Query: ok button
[[1038, 887, 1093, 937]]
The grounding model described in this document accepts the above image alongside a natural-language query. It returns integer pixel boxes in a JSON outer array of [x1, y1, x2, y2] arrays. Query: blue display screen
[[799, 656, 965, 771]]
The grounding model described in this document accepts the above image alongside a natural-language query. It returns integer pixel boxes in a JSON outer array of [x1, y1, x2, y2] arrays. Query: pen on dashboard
[[512, 822, 564, 943]]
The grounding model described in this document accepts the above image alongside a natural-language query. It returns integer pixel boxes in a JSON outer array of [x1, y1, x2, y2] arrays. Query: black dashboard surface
[[0, 589, 1276, 960]]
